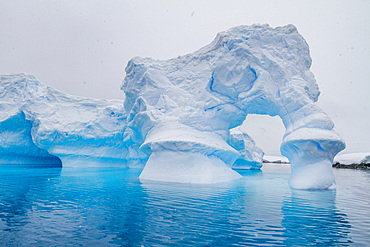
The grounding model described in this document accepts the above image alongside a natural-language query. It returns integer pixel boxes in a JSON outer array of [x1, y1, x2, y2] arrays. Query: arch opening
[[239, 114, 286, 160]]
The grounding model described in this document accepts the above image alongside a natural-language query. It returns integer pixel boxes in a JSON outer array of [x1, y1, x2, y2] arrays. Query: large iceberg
[[0, 74, 146, 167], [0, 24, 345, 189], [122, 24, 345, 189]]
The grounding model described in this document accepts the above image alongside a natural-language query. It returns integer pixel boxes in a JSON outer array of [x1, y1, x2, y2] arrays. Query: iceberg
[[122, 24, 345, 188], [334, 153, 370, 166], [0, 24, 345, 189], [263, 155, 290, 164], [0, 74, 146, 167]]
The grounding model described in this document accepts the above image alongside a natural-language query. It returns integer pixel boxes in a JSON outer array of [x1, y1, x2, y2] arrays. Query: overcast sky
[[1, 0, 369, 155]]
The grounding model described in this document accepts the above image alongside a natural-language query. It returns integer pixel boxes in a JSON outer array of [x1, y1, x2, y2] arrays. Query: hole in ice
[[240, 114, 285, 156]]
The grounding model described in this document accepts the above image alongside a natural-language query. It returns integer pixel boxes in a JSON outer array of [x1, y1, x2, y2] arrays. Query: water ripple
[[0, 166, 368, 246]]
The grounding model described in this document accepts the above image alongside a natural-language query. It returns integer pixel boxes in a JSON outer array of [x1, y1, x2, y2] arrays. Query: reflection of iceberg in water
[[138, 174, 290, 246], [281, 190, 352, 246], [138, 180, 249, 246], [0, 167, 61, 244], [94, 169, 148, 246], [0, 167, 366, 246]]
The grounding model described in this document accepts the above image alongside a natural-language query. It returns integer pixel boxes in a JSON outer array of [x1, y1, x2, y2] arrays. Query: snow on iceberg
[[0, 74, 146, 167], [122, 24, 345, 188]]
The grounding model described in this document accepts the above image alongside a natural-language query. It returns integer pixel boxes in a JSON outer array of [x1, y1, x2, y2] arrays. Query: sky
[[1, 0, 369, 155]]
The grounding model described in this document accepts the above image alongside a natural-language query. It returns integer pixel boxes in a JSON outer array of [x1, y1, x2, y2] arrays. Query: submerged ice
[[0, 24, 345, 189]]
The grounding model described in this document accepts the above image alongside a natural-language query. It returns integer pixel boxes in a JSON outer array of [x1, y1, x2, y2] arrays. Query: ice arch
[[122, 24, 345, 189], [0, 111, 62, 167]]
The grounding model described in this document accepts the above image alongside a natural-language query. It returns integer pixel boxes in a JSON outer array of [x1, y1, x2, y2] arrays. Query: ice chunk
[[229, 127, 263, 169]]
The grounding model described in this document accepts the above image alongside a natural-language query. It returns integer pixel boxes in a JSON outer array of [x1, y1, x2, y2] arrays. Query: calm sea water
[[0, 163, 369, 246]]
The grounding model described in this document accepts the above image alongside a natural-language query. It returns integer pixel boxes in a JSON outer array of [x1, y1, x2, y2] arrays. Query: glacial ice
[[0, 111, 62, 167], [0, 74, 146, 167], [122, 24, 345, 188], [229, 127, 264, 170], [0, 24, 345, 189]]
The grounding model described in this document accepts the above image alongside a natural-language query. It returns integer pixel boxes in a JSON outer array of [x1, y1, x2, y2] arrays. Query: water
[[0, 164, 369, 246]]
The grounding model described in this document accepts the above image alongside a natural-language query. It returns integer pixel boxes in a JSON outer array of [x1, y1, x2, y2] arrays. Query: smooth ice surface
[[122, 24, 345, 188]]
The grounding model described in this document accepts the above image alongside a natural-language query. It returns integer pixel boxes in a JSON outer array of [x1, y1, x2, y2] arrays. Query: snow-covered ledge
[[139, 123, 242, 183]]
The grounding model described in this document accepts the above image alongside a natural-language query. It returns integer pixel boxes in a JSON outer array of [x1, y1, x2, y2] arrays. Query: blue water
[[0, 164, 369, 246]]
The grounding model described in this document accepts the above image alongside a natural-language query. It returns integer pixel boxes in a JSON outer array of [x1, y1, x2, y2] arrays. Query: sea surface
[[0, 163, 369, 246]]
